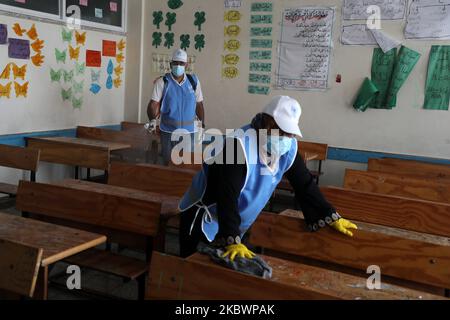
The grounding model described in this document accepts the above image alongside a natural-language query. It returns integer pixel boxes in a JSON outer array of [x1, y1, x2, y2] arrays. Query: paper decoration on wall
[[168, 0, 183, 10], [106, 75, 113, 89], [12, 64, 27, 80], [116, 53, 124, 64], [69, 45, 80, 61], [50, 68, 62, 83], [31, 39, 44, 53], [152, 53, 196, 74], [165, 12, 177, 31], [225, 0, 242, 8], [369, 48, 397, 109], [194, 35, 205, 52], [0, 83, 12, 98], [224, 11, 241, 22], [249, 51, 271, 60], [180, 34, 190, 50], [222, 2, 242, 80], [26, 24, 38, 41], [117, 39, 126, 51], [73, 80, 84, 94], [14, 81, 28, 98], [343, 0, 406, 20], [248, 85, 269, 95], [0, 65, 10, 79], [424, 46, 450, 110], [250, 27, 272, 37], [86, 50, 101, 67], [8, 39, 30, 59], [0, 24, 8, 45], [223, 54, 240, 65], [31, 53, 44, 67], [72, 96, 83, 109], [75, 31, 87, 46], [113, 77, 122, 88], [12, 23, 26, 37], [114, 65, 123, 77], [194, 12, 206, 31], [353, 78, 380, 112], [251, 15, 272, 24], [64, 70, 74, 83], [91, 70, 101, 83], [405, 1, 450, 39], [164, 33, 175, 49], [224, 25, 240, 37], [90, 83, 101, 94], [61, 28, 73, 43], [75, 62, 86, 76], [103, 40, 117, 57], [153, 32, 162, 48], [222, 67, 239, 79], [61, 88, 72, 101], [55, 49, 67, 64], [153, 11, 164, 29], [251, 2, 273, 12], [107, 60, 114, 75]]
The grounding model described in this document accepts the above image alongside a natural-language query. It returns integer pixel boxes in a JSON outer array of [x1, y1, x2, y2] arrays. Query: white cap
[[172, 49, 188, 63], [263, 96, 303, 137]]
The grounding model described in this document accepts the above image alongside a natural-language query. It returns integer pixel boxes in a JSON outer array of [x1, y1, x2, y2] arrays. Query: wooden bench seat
[[368, 158, 450, 180], [146, 252, 445, 300], [0, 183, 18, 196]]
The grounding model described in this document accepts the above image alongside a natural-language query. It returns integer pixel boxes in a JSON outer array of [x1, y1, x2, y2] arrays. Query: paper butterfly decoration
[[0, 64, 11, 80], [107, 60, 114, 75], [69, 45, 80, 61], [73, 80, 84, 94], [31, 53, 44, 67], [114, 77, 122, 88], [63, 70, 74, 83], [26, 24, 38, 40], [75, 31, 86, 46], [75, 62, 86, 76], [90, 83, 101, 95], [117, 39, 126, 51], [114, 65, 123, 77], [106, 75, 113, 90], [61, 28, 73, 42], [91, 70, 101, 83], [55, 49, 67, 64], [31, 39, 44, 53], [12, 64, 27, 80], [14, 81, 29, 98], [72, 96, 83, 109], [61, 88, 72, 101], [0, 82, 12, 99], [12, 23, 26, 37], [50, 69, 62, 83], [116, 53, 125, 64]]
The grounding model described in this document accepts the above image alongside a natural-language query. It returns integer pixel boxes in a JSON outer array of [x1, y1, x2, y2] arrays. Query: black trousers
[[179, 206, 209, 258]]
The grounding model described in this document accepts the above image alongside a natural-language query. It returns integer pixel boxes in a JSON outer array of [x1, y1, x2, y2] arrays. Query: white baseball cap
[[263, 96, 303, 137], [172, 49, 188, 63]]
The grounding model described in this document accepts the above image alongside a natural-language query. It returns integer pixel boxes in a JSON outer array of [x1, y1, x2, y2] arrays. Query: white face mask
[[172, 65, 185, 77]]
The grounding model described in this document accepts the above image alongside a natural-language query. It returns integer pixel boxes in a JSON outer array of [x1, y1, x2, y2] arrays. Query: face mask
[[266, 136, 293, 157], [172, 65, 185, 77]]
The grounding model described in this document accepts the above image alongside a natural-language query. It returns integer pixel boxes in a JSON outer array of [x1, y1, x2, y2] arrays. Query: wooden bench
[[0, 144, 40, 197], [121, 122, 161, 164], [145, 252, 444, 300], [368, 158, 450, 180], [344, 169, 450, 204], [0, 239, 42, 298], [16, 179, 178, 299], [251, 210, 450, 295]]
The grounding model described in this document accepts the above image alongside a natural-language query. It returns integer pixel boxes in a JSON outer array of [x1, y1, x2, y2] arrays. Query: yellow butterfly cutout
[[0, 64, 11, 80], [75, 31, 86, 46], [69, 45, 80, 61], [31, 39, 45, 53], [114, 64, 123, 77], [12, 64, 27, 80], [0, 82, 12, 99], [14, 82, 29, 98], [117, 39, 126, 51], [31, 53, 45, 67], [116, 53, 124, 64], [12, 23, 26, 36], [113, 77, 122, 88], [26, 24, 38, 40]]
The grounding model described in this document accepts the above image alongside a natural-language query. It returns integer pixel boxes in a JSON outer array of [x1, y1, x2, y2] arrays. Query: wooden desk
[[0, 212, 106, 299], [26, 137, 131, 174]]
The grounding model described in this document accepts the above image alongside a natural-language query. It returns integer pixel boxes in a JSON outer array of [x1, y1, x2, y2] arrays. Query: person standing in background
[[147, 49, 205, 165]]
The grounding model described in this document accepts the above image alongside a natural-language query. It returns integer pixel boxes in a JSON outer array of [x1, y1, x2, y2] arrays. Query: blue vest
[[179, 125, 298, 242], [160, 73, 198, 133]]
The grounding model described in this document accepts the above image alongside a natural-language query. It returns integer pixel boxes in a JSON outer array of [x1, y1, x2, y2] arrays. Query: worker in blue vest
[[179, 96, 357, 260], [147, 49, 205, 165]]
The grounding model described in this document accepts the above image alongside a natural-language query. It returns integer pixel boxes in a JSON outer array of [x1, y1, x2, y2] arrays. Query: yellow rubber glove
[[330, 218, 358, 237], [222, 244, 256, 261]]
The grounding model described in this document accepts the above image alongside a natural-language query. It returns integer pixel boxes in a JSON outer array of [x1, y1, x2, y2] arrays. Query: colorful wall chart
[[222, 0, 242, 80]]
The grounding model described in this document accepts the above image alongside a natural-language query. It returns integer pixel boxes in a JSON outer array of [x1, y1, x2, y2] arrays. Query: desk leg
[[75, 166, 79, 180], [34, 266, 49, 300]]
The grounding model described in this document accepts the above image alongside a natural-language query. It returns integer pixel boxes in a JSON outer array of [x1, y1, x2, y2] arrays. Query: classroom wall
[[140, 0, 450, 163]]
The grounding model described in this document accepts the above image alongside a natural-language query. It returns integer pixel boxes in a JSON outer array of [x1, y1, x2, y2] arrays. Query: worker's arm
[[147, 77, 164, 121], [147, 100, 161, 121], [196, 101, 205, 127], [285, 154, 357, 236]]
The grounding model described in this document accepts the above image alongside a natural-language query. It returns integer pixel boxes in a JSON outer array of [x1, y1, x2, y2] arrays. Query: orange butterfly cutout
[[26, 24, 38, 40], [113, 77, 122, 88], [116, 53, 124, 64], [12, 64, 27, 80], [117, 39, 126, 51], [0, 83, 12, 99], [114, 65, 123, 77], [31, 53, 45, 67], [69, 45, 80, 61], [12, 23, 26, 36], [0, 64, 11, 80], [14, 82, 29, 98], [31, 39, 45, 53], [75, 31, 86, 46]]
